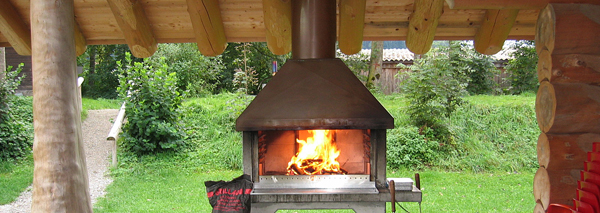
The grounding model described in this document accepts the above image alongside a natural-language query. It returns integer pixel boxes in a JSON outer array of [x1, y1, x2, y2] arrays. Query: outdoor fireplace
[[235, 0, 421, 212]]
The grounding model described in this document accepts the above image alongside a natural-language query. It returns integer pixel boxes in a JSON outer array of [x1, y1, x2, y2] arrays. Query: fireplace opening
[[258, 129, 371, 176]]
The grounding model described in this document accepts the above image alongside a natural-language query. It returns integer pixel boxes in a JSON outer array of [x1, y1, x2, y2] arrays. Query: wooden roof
[[0, 0, 595, 57]]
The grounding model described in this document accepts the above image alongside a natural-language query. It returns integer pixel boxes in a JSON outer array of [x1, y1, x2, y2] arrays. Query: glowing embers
[[287, 130, 347, 175]]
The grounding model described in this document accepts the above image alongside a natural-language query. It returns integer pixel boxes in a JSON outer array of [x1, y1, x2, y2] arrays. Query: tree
[[77, 44, 139, 99], [366, 41, 383, 89], [150, 43, 225, 97], [222, 42, 290, 94], [505, 40, 538, 94]]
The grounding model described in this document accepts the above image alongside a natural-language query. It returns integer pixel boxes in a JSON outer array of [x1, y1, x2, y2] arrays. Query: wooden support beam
[[338, 0, 366, 55], [107, 0, 157, 58], [0, 0, 31, 55], [474, 9, 519, 55], [186, 0, 228, 56], [74, 21, 87, 56], [406, 0, 444, 55], [533, 167, 550, 210], [446, 0, 600, 9], [30, 0, 92, 212], [262, 0, 292, 55]]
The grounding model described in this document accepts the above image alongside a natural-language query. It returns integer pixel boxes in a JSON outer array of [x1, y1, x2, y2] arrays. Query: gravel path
[[0, 109, 119, 213]]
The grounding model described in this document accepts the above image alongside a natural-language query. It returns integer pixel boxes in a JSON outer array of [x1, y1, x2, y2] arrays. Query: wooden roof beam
[[338, 0, 366, 55], [446, 0, 599, 9], [186, 0, 227, 56], [406, 0, 444, 55], [74, 21, 87, 56], [262, 0, 291, 55], [0, 0, 31, 55], [107, 0, 157, 58], [474, 9, 519, 55]]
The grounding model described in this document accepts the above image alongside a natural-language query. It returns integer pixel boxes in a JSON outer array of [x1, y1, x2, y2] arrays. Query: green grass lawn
[[0, 97, 122, 205], [0, 155, 33, 205], [94, 160, 535, 212]]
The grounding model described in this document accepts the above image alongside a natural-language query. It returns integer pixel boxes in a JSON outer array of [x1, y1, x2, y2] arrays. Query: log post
[[30, 0, 92, 212], [534, 3, 600, 210]]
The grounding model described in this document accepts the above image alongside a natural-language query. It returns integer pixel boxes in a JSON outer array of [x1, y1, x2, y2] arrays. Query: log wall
[[534, 3, 600, 211]]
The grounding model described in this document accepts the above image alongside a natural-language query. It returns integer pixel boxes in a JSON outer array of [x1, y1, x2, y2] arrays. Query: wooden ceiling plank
[[262, 0, 292, 55], [186, 0, 228, 56], [106, 0, 157, 58], [474, 9, 519, 55], [406, 0, 444, 54], [74, 21, 87, 56], [0, 0, 31, 55], [446, 0, 600, 10], [338, 0, 367, 55]]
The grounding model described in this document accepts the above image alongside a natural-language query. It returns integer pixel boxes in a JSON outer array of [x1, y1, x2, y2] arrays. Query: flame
[[287, 130, 347, 175]]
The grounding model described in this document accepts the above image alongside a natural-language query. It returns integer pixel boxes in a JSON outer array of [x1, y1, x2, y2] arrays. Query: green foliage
[[401, 45, 467, 130], [380, 93, 537, 172], [221, 42, 290, 94], [151, 43, 226, 97], [506, 40, 538, 94], [117, 53, 185, 154], [180, 93, 253, 170], [0, 64, 33, 161], [78, 45, 139, 99], [337, 50, 370, 82], [445, 97, 538, 172], [386, 126, 442, 168]]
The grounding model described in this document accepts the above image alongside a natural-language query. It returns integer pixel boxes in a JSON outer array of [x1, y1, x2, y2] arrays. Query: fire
[[287, 130, 347, 175]]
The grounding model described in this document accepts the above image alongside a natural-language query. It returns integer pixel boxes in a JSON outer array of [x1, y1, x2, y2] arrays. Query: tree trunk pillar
[[30, 0, 92, 212], [534, 3, 600, 211]]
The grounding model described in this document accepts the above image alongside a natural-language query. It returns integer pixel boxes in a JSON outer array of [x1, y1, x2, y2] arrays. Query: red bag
[[205, 174, 253, 213]]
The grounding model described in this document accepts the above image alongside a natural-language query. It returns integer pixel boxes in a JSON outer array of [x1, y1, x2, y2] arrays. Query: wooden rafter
[[338, 0, 367, 55], [262, 0, 292, 55], [106, 0, 157, 58], [406, 0, 444, 54], [474, 9, 519, 55], [186, 0, 227, 56], [0, 0, 31, 55], [445, 0, 600, 9], [74, 21, 87, 56]]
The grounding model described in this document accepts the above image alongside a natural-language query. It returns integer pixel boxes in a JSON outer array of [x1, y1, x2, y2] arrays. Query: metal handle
[[415, 173, 421, 190], [389, 179, 396, 213]]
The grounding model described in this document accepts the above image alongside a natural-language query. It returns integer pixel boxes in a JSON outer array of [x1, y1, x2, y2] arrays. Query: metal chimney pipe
[[291, 0, 336, 59]]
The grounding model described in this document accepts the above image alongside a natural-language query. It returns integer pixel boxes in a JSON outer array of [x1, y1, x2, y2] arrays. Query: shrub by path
[[0, 109, 118, 213]]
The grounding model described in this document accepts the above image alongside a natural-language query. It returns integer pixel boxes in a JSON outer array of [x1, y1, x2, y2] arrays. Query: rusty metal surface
[[291, 0, 336, 59], [235, 59, 394, 131]]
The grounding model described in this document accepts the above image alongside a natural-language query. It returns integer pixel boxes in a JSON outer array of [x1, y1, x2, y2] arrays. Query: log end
[[537, 49, 552, 82], [535, 4, 555, 55], [533, 167, 551, 210], [537, 133, 550, 169], [535, 81, 556, 133]]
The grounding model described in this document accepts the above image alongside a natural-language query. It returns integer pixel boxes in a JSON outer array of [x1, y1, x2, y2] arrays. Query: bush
[[387, 126, 442, 169], [506, 40, 538, 94], [117, 53, 186, 154], [401, 45, 467, 130], [0, 64, 33, 161], [150, 43, 226, 97]]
